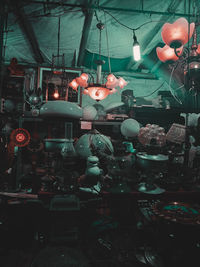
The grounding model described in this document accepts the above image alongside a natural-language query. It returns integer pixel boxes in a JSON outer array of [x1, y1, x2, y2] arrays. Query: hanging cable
[[169, 65, 183, 104], [57, 16, 61, 56], [102, 9, 171, 32], [3, 12, 8, 60], [104, 11, 111, 74], [138, 82, 165, 98], [99, 23, 102, 60]]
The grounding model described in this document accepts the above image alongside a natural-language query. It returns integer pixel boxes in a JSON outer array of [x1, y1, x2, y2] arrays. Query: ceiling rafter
[[25, 1, 195, 18], [11, 1, 44, 64], [77, 0, 94, 67]]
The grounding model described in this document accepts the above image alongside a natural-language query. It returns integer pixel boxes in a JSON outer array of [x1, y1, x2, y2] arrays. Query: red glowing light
[[69, 79, 79, 91], [84, 86, 110, 101], [10, 128, 30, 147], [76, 74, 88, 87], [53, 90, 59, 99], [70, 73, 127, 101], [107, 74, 116, 82], [80, 73, 88, 81], [118, 77, 127, 88], [16, 133, 25, 142], [53, 70, 63, 75]]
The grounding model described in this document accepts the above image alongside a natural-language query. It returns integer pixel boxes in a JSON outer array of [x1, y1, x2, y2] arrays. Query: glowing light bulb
[[16, 133, 25, 142], [53, 89, 59, 99], [133, 32, 141, 61], [133, 43, 141, 61]]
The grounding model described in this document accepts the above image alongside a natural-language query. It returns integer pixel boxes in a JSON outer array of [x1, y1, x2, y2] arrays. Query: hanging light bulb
[[53, 89, 59, 99], [133, 31, 141, 61]]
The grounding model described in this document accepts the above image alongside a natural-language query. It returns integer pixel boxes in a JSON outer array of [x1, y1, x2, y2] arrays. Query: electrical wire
[[169, 65, 183, 104], [102, 9, 171, 32], [138, 82, 165, 98], [99, 25, 102, 60], [57, 16, 60, 56]]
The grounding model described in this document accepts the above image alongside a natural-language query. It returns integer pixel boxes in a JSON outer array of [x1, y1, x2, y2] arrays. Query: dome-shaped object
[[120, 118, 140, 138], [40, 101, 82, 119], [82, 105, 97, 120], [156, 44, 183, 62], [161, 18, 195, 48], [3, 99, 15, 112], [75, 130, 114, 158]]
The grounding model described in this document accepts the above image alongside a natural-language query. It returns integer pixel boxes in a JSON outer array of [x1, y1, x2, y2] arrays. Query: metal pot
[[44, 138, 69, 152], [136, 152, 168, 171]]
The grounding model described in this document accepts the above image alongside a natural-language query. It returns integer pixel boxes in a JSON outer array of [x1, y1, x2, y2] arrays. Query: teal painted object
[[163, 205, 199, 215]]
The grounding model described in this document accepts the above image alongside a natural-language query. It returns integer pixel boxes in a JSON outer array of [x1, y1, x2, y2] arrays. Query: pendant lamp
[[69, 22, 127, 101], [161, 17, 195, 49]]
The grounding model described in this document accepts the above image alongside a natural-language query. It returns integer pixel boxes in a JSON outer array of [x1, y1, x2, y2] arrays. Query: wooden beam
[[13, 3, 44, 64], [77, 1, 94, 67]]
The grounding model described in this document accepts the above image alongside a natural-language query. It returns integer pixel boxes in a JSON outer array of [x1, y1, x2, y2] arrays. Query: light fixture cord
[[133, 30, 136, 42], [57, 16, 61, 57], [104, 11, 111, 73], [99, 24, 102, 60]]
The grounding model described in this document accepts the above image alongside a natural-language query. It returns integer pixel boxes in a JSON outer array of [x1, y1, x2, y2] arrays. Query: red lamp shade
[[83, 87, 110, 101], [197, 44, 200, 55], [10, 128, 30, 147], [118, 77, 127, 89], [156, 44, 183, 62], [106, 74, 118, 89], [76, 73, 88, 87], [161, 18, 195, 48], [69, 79, 79, 91]]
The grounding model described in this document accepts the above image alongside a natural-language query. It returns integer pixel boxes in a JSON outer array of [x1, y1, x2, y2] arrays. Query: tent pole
[[0, 1, 5, 99]]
